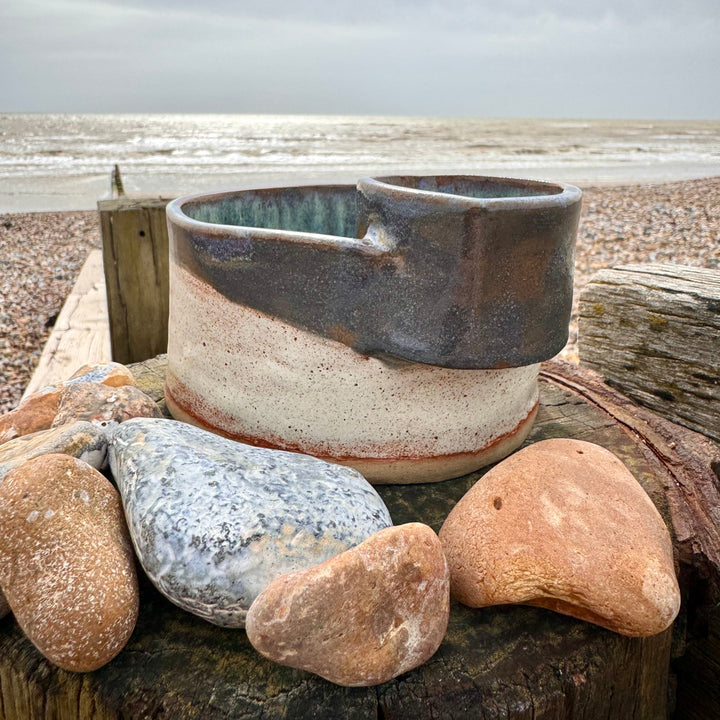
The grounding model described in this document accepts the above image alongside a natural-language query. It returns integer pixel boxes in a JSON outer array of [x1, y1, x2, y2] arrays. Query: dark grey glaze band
[[167, 175, 582, 369]]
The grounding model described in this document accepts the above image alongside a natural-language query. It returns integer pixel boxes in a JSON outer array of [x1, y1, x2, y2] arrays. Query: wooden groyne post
[[98, 197, 173, 365]]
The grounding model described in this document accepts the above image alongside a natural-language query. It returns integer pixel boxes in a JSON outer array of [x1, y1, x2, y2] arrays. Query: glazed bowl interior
[[182, 185, 359, 238], [177, 176, 569, 241]]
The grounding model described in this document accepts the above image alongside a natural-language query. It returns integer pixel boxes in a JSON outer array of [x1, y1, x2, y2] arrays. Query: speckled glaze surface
[[107, 418, 393, 627], [165, 266, 540, 483], [167, 176, 581, 369], [165, 176, 579, 482]]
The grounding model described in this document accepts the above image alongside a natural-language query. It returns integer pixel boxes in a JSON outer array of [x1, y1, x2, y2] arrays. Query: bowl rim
[[166, 175, 582, 241]]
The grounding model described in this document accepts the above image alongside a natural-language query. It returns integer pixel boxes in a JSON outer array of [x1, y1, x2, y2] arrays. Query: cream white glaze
[[167, 264, 540, 478]]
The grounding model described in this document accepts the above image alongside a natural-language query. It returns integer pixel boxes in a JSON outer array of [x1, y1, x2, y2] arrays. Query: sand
[[1, 177, 719, 414]]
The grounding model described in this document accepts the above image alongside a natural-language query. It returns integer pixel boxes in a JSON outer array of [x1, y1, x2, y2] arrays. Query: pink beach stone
[[0, 362, 136, 445], [52, 383, 162, 428], [439, 438, 681, 637], [246, 522, 450, 686]]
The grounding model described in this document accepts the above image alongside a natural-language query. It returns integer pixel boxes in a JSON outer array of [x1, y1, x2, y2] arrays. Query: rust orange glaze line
[[164, 375, 538, 466]]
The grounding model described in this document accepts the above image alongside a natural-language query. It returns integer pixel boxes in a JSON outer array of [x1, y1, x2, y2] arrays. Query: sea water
[[1, 114, 719, 212]]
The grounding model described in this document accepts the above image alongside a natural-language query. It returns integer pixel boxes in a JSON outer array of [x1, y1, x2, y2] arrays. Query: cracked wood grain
[[579, 264, 720, 443]]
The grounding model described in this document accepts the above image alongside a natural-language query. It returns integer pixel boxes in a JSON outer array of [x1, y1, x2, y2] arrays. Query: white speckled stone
[[108, 418, 393, 627], [0, 454, 139, 672]]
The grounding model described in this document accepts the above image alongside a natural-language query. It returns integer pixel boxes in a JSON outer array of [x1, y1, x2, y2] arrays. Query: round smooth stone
[[439, 438, 681, 637], [0, 420, 110, 485], [0, 361, 136, 445], [66, 361, 136, 388], [52, 383, 162, 428], [0, 454, 139, 672], [246, 523, 450, 687]]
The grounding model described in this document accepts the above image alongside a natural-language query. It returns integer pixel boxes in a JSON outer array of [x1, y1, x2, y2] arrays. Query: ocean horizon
[[2, 113, 719, 213]]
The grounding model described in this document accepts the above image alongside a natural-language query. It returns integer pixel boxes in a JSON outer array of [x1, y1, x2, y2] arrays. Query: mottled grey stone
[[0, 421, 111, 485], [108, 418, 393, 627]]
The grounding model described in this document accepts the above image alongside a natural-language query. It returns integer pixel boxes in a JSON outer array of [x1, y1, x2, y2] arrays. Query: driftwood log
[[1, 357, 719, 720], [578, 264, 720, 443]]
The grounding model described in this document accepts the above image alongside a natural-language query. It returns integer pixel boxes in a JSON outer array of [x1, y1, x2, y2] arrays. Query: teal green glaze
[[183, 178, 553, 236], [185, 186, 359, 238]]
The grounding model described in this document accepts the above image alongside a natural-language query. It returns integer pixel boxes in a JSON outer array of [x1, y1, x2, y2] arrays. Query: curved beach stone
[[439, 438, 681, 637], [0, 454, 139, 672], [246, 523, 450, 687], [166, 266, 540, 484], [0, 420, 110, 484], [0, 387, 59, 445], [107, 418, 393, 627], [66, 361, 136, 388], [0, 587, 9, 619], [0, 361, 136, 445], [52, 383, 162, 428]]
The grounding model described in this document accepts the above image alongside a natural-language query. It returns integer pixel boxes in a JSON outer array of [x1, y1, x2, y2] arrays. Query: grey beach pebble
[[108, 418, 393, 627], [0, 420, 111, 485]]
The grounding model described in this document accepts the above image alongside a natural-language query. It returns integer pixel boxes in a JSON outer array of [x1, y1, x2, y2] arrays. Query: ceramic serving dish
[[165, 176, 582, 483]]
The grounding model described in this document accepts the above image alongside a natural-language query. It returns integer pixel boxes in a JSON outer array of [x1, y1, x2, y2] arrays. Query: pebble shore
[[1, 177, 719, 413]]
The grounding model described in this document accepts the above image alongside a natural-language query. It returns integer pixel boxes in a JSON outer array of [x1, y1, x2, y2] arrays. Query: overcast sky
[[2, 0, 719, 118]]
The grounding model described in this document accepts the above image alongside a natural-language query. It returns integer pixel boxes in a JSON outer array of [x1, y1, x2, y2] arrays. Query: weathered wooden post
[[98, 197, 173, 365], [579, 264, 720, 443]]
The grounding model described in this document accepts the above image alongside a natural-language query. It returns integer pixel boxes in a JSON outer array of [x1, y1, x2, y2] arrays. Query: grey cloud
[[91, 0, 720, 28], [0, 0, 717, 116]]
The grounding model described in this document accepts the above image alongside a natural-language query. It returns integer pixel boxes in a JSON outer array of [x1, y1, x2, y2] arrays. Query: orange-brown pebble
[[0, 454, 139, 671], [52, 383, 162, 428], [439, 438, 680, 637], [0, 389, 58, 445], [246, 522, 449, 686], [0, 362, 136, 446], [67, 362, 136, 388]]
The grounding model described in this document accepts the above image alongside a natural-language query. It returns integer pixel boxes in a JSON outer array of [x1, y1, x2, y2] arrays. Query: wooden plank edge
[[21, 250, 111, 399]]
